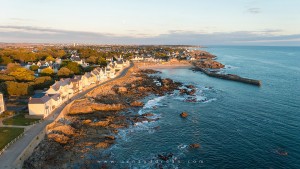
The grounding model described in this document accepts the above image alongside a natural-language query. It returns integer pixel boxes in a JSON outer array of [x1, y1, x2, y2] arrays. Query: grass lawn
[[3, 114, 39, 126], [0, 127, 24, 150]]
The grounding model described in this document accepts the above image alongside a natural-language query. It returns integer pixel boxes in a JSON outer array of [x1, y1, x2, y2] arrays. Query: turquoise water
[[98, 46, 300, 169]]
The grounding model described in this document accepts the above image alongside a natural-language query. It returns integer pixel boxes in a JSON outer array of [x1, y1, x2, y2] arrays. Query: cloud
[[0, 25, 300, 46], [247, 7, 261, 14]]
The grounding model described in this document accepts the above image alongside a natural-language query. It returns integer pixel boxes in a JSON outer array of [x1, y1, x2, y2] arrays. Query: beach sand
[[136, 61, 193, 69]]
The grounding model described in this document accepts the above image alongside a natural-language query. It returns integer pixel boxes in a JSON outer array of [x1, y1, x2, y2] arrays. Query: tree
[[83, 66, 94, 72], [86, 55, 97, 64], [3, 81, 34, 96], [57, 67, 74, 78], [97, 57, 107, 67], [7, 63, 22, 73], [40, 67, 54, 76], [33, 76, 54, 90], [55, 50, 66, 58], [30, 65, 39, 71], [0, 74, 15, 82], [46, 56, 55, 62], [8, 67, 35, 81], [61, 61, 82, 75]]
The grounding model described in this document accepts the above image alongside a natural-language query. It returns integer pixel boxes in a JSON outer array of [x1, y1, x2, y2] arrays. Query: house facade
[[0, 92, 5, 115], [28, 94, 52, 118]]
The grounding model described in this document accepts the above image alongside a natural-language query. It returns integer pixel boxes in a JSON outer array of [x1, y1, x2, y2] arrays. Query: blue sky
[[0, 0, 300, 45]]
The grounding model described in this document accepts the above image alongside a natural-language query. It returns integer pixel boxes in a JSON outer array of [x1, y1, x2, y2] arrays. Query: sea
[[95, 46, 300, 169]]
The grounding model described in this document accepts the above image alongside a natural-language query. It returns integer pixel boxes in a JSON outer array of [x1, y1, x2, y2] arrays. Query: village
[[0, 45, 215, 167], [0, 45, 213, 119]]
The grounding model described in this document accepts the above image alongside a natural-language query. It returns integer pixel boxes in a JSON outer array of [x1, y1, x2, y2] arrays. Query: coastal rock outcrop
[[69, 99, 126, 115], [95, 142, 111, 149], [158, 153, 173, 161], [180, 112, 189, 118], [51, 125, 76, 136], [68, 100, 94, 114], [48, 134, 70, 145], [142, 113, 154, 117], [194, 59, 225, 69], [90, 103, 125, 111], [89, 120, 110, 127], [189, 143, 200, 148], [130, 101, 144, 107], [118, 87, 128, 93]]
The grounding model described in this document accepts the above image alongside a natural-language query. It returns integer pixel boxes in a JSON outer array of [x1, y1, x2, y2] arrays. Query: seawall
[[193, 67, 262, 86]]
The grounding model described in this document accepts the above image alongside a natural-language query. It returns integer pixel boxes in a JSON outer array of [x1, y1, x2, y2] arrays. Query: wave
[[225, 65, 239, 69], [138, 96, 166, 115]]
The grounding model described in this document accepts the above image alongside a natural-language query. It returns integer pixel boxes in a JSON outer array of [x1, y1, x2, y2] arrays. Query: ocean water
[[99, 46, 300, 169]]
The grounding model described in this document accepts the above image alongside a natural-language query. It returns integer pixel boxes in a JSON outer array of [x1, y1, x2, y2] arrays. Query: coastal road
[[0, 62, 133, 169]]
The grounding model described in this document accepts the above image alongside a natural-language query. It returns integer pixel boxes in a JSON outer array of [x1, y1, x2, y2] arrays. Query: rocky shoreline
[[23, 66, 183, 169]]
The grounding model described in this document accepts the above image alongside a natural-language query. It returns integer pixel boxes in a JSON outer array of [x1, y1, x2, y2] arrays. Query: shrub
[[3, 81, 34, 96]]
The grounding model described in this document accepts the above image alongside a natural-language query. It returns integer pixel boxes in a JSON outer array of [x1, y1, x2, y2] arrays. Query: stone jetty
[[193, 63, 261, 86]]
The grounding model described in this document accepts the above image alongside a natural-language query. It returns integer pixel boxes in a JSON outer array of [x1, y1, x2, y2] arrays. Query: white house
[[28, 94, 52, 118], [55, 58, 62, 64], [70, 77, 82, 93], [0, 92, 5, 115], [70, 55, 83, 65], [96, 67, 107, 80], [115, 60, 124, 70], [81, 74, 90, 88], [91, 69, 100, 82], [131, 55, 144, 61], [49, 93, 62, 109], [46, 78, 72, 102]]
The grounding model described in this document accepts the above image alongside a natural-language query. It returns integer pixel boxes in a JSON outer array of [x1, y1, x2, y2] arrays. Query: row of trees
[[0, 63, 71, 96], [0, 59, 93, 96], [0, 47, 66, 65]]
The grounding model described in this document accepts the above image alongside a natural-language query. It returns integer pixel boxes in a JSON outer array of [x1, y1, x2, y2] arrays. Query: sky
[[0, 0, 300, 45]]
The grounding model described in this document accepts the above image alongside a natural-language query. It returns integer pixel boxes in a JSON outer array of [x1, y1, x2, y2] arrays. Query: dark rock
[[142, 113, 154, 117], [189, 143, 200, 148], [158, 153, 173, 161], [105, 135, 115, 140], [130, 101, 144, 107], [180, 112, 188, 118]]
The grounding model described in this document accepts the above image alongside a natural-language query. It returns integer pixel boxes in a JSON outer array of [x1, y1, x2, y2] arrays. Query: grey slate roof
[[49, 93, 61, 101], [29, 94, 51, 104]]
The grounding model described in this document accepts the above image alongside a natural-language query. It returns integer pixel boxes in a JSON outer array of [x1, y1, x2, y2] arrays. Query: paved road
[[0, 63, 133, 169]]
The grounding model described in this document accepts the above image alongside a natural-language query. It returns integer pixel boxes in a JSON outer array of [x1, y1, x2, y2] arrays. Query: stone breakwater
[[23, 66, 183, 169], [192, 60, 261, 86]]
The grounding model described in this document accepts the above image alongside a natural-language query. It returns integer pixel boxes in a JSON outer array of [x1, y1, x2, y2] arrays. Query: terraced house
[[28, 60, 129, 118], [0, 92, 5, 115]]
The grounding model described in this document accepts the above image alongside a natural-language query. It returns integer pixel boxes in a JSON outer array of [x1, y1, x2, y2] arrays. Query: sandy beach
[[136, 61, 193, 69]]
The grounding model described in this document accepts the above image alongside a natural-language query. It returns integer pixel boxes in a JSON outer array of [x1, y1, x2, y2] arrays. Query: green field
[[3, 114, 39, 126], [0, 127, 24, 150]]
